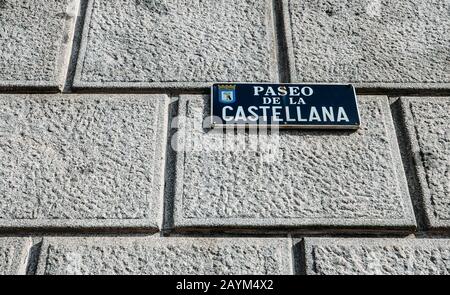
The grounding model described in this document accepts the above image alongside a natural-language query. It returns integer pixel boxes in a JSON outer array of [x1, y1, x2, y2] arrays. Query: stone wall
[[0, 0, 448, 275]]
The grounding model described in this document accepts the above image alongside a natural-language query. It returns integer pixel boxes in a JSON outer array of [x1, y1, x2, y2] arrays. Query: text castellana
[[221, 86, 350, 123]]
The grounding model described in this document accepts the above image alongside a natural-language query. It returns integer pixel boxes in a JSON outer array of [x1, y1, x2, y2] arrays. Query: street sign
[[211, 83, 361, 129]]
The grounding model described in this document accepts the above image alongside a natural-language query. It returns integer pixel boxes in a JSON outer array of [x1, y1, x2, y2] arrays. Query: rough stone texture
[[170, 95, 416, 231], [401, 97, 450, 229], [284, 0, 450, 87], [0, 237, 31, 275], [73, 0, 277, 89], [304, 238, 450, 275], [0, 94, 168, 229], [0, 0, 78, 90], [36, 237, 291, 275]]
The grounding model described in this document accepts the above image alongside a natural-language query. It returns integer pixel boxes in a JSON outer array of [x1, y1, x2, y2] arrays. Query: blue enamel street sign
[[211, 83, 361, 129]]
